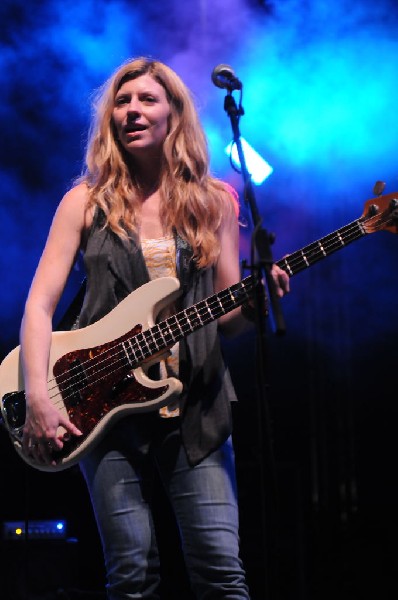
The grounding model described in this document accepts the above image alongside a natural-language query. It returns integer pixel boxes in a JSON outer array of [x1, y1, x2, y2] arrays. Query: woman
[[20, 57, 290, 599]]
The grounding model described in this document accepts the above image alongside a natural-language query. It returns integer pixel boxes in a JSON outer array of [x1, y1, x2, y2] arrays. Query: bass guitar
[[1, 192, 397, 472]]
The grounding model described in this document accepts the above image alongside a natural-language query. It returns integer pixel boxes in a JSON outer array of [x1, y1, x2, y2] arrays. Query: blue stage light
[[225, 138, 273, 185]]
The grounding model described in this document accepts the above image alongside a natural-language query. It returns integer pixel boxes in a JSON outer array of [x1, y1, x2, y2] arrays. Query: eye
[[141, 94, 157, 103], [115, 94, 130, 106]]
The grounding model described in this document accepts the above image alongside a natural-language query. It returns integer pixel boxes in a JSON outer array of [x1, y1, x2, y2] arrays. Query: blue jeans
[[80, 414, 250, 599]]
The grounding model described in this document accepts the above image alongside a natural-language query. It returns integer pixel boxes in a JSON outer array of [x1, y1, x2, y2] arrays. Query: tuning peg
[[373, 181, 386, 196]]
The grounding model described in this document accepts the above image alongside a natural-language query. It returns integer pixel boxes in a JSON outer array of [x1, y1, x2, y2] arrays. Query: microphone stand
[[222, 88, 286, 600]]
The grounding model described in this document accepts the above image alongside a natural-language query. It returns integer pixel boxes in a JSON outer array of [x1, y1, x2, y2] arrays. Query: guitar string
[[45, 278, 256, 409], [43, 209, 393, 411]]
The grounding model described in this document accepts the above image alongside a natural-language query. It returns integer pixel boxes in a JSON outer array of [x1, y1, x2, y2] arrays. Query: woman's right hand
[[22, 392, 83, 466]]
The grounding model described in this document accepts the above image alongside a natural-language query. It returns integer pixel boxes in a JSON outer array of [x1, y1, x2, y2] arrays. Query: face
[[112, 74, 171, 161]]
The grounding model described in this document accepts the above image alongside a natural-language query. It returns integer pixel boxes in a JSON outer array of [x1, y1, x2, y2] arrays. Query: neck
[[128, 151, 163, 188], [130, 169, 161, 200]]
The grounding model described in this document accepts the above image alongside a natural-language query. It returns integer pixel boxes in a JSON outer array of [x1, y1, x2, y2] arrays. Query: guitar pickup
[[62, 358, 88, 407]]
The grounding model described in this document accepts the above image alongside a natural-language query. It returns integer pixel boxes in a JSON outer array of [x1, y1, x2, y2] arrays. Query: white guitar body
[[0, 277, 183, 472]]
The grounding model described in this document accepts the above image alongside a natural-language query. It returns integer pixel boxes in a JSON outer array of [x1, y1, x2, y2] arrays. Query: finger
[[59, 416, 83, 437], [52, 437, 65, 451], [276, 272, 290, 295]]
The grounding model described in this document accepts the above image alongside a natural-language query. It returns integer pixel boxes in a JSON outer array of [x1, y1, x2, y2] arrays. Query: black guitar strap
[[55, 279, 87, 331]]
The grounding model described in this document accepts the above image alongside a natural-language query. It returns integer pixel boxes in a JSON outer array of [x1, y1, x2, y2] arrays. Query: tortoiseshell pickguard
[[51, 324, 169, 460]]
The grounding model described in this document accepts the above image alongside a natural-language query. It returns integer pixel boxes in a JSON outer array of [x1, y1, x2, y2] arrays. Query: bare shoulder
[[59, 182, 89, 210], [55, 182, 93, 230]]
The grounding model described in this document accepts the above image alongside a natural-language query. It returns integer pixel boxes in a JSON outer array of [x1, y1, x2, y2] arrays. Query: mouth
[[125, 124, 147, 134]]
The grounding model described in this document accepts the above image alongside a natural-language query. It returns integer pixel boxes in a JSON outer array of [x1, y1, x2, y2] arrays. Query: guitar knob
[[373, 181, 386, 196], [367, 203, 379, 217]]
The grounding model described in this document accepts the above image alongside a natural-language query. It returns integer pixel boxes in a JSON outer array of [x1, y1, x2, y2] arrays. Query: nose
[[126, 98, 141, 117]]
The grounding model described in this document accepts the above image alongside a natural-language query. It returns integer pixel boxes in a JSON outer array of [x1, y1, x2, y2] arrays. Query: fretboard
[[277, 217, 366, 276]]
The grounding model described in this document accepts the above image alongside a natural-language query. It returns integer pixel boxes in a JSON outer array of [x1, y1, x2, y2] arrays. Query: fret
[[158, 321, 176, 346], [154, 323, 168, 347], [166, 315, 183, 340], [185, 306, 203, 329], [183, 309, 195, 331], [203, 300, 212, 320], [178, 313, 193, 338], [136, 332, 151, 358], [281, 257, 293, 276], [195, 300, 210, 325], [174, 315, 185, 336], [122, 340, 136, 366], [143, 330, 159, 355], [301, 250, 309, 267], [129, 337, 145, 362]]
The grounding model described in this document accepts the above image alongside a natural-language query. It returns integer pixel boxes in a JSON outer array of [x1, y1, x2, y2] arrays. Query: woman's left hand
[[270, 264, 290, 297]]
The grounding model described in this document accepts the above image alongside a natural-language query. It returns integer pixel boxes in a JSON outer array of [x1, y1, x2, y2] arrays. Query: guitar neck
[[123, 215, 369, 367], [276, 217, 366, 276]]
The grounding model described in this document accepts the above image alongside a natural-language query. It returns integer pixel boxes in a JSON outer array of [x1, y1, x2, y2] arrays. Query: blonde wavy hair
[[80, 57, 238, 269]]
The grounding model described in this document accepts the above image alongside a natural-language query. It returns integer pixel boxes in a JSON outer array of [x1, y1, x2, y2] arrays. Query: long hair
[[80, 57, 238, 269]]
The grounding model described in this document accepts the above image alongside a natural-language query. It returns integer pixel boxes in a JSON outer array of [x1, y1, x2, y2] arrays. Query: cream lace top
[[140, 235, 180, 418]]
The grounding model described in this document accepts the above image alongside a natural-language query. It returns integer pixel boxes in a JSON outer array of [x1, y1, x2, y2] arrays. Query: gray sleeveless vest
[[78, 210, 236, 466]]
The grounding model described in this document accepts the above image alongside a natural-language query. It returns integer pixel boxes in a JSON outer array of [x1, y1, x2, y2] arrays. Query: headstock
[[361, 187, 398, 235]]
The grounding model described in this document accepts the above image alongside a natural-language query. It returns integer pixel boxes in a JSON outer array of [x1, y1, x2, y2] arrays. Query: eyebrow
[[115, 89, 160, 98]]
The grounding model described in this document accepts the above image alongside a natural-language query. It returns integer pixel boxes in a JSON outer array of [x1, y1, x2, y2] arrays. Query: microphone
[[211, 64, 242, 91]]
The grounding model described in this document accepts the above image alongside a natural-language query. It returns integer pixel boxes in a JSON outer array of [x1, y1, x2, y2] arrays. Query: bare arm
[[215, 198, 290, 338], [20, 183, 90, 464]]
